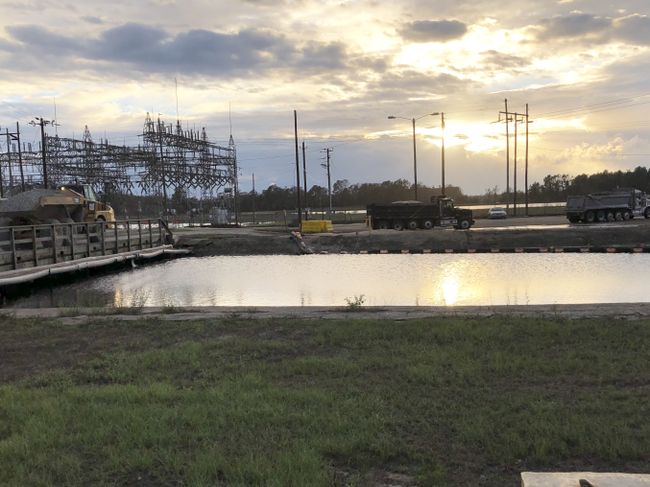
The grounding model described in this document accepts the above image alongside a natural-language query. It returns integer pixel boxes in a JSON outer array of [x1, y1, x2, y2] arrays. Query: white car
[[488, 207, 508, 219]]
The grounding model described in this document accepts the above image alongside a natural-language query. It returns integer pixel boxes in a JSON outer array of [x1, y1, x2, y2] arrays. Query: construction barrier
[[300, 220, 334, 233]]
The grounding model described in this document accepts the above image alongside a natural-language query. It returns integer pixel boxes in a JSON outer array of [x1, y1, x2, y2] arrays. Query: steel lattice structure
[[0, 114, 237, 200]]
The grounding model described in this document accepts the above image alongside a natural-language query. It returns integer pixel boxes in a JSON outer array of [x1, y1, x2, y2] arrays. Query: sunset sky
[[1, 0, 650, 195]]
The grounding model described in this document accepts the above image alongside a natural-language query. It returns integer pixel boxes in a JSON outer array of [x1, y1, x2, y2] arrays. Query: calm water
[[5, 254, 650, 307]]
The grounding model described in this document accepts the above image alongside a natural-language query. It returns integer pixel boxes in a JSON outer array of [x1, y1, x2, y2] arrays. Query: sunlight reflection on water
[[7, 254, 650, 308]]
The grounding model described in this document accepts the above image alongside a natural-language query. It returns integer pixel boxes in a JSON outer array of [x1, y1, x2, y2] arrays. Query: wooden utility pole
[[16, 122, 25, 191], [504, 99, 510, 207], [321, 148, 333, 217], [441, 112, 446, 196], [0, 127, 4, 197], [252, 173, 256, 224], [302, 140, 308, 218], [293, 110, 302, 227], [514, 113, 518, 216], [525, 104, 530, 216], [30, 117, 53, 189]]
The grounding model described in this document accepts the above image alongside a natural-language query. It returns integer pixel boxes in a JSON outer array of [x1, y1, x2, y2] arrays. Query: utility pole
[[321, 148, 333, 217], [294, 110, 302, 227], [16, 122, 25, 191], [302, 140, 308, 219], [503, 100, 510, 208], [252, 173, 256, 224], [513, 113, 521, 216], [440, 112, 446, 196], [411, 117, 418, 201], [29, 117, 54, 189], [0, 127, 4, 197], [525, 104, 530, 216]]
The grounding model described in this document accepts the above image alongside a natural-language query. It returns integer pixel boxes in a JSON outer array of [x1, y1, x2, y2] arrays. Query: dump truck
[[565, 188, 650, 223], [0, 184, 115, 227], [367, 196, 475, 230]]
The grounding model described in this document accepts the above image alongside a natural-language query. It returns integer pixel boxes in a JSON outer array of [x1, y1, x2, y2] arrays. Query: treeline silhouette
[[104, 166, 650, 216], [237, 166, 650, 211]]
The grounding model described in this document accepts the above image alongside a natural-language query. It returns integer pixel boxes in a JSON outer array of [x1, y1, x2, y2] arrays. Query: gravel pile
[[0, 189, 60, 214]]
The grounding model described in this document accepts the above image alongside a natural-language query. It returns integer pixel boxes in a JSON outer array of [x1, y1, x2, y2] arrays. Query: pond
[[5, 253, 649, 308]]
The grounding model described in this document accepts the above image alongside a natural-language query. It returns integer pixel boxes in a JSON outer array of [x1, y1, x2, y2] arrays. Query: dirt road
[[173, 216, 650, 256]]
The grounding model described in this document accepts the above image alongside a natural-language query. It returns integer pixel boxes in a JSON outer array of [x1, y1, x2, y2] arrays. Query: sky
[[1, 0, 650, 195]]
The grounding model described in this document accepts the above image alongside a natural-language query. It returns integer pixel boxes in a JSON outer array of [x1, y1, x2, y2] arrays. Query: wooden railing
[[0, 219, 172, 273]]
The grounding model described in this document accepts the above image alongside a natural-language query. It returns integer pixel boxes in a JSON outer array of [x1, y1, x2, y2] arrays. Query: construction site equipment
[[566, 189, 650, 223], [0, 184, 115, 226], [367, 196, 474, 231]]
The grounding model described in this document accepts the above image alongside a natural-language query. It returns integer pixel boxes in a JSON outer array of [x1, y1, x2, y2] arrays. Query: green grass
[[1, 315, 649, 486]]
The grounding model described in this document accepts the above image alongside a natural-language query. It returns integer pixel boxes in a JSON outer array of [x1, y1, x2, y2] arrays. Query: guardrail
[[0, 219, 172, 273]]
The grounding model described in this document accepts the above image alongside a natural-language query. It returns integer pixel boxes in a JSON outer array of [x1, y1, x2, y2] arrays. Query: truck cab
[[59, 184, 116, 223]]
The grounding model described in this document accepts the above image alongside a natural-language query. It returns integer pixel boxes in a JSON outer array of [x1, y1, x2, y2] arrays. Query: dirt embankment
[[174, 220, 650, 256]]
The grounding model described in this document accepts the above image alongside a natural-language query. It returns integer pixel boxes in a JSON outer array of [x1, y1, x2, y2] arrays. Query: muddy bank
[[174, 221, 650, 256]]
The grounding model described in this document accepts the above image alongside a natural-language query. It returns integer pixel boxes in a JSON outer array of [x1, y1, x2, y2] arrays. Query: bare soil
[[173, 217, 650, 256]]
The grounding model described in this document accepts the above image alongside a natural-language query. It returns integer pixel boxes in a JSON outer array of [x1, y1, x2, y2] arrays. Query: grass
[[1, 315, 649, 486]]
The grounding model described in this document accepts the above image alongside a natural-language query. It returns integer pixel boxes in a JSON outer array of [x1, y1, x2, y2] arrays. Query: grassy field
[[0, 314, 649, 486]]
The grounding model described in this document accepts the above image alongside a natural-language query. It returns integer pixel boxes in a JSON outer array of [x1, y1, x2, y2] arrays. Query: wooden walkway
[[0, 219, 189, 286]]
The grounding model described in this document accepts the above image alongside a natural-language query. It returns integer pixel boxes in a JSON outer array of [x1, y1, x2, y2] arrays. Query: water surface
[[6, 254, 649, 308]]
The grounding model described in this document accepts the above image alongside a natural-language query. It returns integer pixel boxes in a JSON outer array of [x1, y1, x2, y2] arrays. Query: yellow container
[[300, 220, 334, 233]]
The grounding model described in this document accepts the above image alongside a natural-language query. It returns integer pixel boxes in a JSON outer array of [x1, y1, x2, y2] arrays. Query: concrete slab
[[521, 472, 650, 487]]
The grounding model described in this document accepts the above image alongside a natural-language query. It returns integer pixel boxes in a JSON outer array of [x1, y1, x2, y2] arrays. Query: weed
[[344, 294, 366, 311]]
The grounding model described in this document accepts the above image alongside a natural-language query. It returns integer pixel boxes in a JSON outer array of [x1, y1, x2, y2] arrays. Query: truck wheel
[[392, 221, 404, 231], [457, 219, 471, 230], [585, 211, 595, 223], [645, 208, 650, 219], [378, 220, 389, 230], [407, 220, 418, 230], [623, 211, 632, 221], [423, 220, 434, 230], [606, 211, 615, 222], [615, 211, 623, 221], [596, 211, 606, 222]]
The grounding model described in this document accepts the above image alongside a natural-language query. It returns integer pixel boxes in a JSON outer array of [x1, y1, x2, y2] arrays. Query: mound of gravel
[[0, 189, 60, 214]]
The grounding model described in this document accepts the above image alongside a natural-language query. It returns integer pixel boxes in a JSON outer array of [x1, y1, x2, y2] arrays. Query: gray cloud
[[399, 20, 467, 43], [81, 15, 104, 25], [480, 50, 530, 69], [7, 24, 79, 54], [613, 15, 650, 46], [537, 13, 611, 39], [1, 22, 374, 78]]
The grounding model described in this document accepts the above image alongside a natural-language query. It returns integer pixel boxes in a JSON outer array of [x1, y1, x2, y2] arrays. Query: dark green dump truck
[[367, 196, 474, 231]]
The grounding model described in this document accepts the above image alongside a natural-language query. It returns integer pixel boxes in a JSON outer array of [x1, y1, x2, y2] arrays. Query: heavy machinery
[[367, 196, 475, 230], [0, 184, 115, 227], [565, 188, 650, 223]]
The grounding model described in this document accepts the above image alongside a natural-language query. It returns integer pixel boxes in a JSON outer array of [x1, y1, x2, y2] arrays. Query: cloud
[[81, 15, 104, 25], [6, 24, 79, 54], [613, 14, 650, 45], [480, 50, 530, 69], [399, 20, 467, 43], [536, 12, 611, 40], [1, 22, 372, 78]]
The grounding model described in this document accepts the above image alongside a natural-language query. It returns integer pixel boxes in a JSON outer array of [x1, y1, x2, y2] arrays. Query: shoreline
[[3, 302, 650, 320]]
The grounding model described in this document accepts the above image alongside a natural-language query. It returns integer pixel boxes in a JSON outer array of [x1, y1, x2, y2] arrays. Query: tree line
[[236, 166, 650, 211], [104, 165, 650, 216]]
